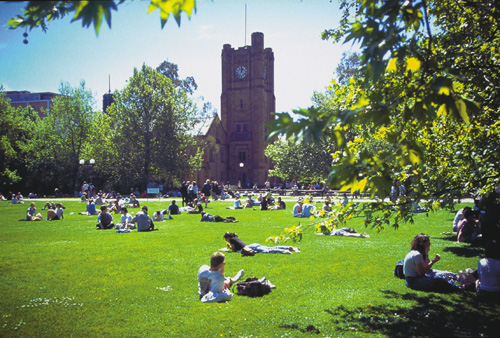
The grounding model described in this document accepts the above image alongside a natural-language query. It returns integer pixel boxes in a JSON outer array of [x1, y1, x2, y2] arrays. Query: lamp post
[[79, 158, 96, 183]]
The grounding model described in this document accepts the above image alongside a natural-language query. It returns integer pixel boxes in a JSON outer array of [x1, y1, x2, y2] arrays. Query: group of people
[[96, 205, 157, 232], [197, 232, 300, 303], [18, 202, 64, 221], [402, 233, 500, 299]]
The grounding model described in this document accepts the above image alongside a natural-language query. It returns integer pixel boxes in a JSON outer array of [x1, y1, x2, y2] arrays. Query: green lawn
[[1, 198, 498, 337]]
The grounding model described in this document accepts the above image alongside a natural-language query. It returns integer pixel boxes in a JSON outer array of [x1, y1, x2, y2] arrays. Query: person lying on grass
[[403, 233, 460, 293], [316, 227, 369, 238], [197, 252, 245, 303], [223, 232, 300, 255], [201, 212, 238, 223]]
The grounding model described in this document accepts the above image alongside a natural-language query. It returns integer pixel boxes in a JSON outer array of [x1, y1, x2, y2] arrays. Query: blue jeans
[[405, 271, 458, 293], [247, 243, 291, 254]]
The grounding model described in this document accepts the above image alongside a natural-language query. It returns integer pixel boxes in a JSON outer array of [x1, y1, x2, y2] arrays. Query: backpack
[[394, 260, 405, 279], [236, 277, 272, 297]]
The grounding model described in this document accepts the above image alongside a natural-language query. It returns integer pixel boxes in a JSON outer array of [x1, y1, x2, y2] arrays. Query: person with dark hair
[[200, 212, 237, 223], [131, 206, 155, 232], [403, 233, 459, 292], [270, 196, 286, 210], [456, 207, 479, 243], [197, 252, 244, 303], [476, 240, 500, 300], [223, 232, 300, 255], [96, 206, 115, 229], [180, 181, 188, 206], [453, 206, 472, 232], [116, 207, 134, 230], [168, 200, 180, 215]]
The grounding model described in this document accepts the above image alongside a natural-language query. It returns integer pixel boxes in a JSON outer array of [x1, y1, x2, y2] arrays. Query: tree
[[156, 60, 198, 95], [265, 134, 334, 183], [23, 81, 95, 193], [335, 52, 361, 86], [0, 91, 36, 190], [107, 63, 201, 190], [7, 0, 198, 36], [269, 0, 500, 236]]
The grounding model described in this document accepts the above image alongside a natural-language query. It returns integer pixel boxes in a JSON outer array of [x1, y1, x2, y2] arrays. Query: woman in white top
[[403, 233, 459, 292]]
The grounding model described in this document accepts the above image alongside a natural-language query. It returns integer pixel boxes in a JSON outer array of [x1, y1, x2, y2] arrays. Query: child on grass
[[197, 252, 244, 303]]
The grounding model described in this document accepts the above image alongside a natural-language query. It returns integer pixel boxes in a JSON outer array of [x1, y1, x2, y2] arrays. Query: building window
[[243, 124, 248, 132], [236, 124, 241, 132], [240, 99, 243, 108], [238, 151, 246, 162]]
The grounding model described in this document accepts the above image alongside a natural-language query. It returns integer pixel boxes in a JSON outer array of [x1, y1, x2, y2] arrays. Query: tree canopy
[[7, 0, 198, 36], [269, 0, 500, 236]]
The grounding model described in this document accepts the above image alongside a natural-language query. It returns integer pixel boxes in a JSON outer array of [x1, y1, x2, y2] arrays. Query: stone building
[[196, 32, 275, 187]]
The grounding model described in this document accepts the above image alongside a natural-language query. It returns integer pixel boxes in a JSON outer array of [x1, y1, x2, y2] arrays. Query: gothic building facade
[[196, 32, 275, 187]]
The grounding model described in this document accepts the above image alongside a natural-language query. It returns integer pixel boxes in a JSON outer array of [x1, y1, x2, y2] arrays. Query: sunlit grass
[[0, 199, 498, 337]]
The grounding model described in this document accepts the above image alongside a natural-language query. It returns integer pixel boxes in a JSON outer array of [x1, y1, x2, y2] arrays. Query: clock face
[[235, 66, 247, 79]]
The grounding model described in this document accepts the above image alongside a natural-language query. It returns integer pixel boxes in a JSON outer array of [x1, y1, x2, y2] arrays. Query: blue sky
[[0, 0, 356, 115]]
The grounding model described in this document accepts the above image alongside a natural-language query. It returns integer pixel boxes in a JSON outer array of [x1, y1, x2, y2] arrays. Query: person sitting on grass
[[200, 212, 238, 223], [168, 200, 180, 215], [453, 207, 471, 232], [244, 194, 256, 208], [187, 199, 204, 214], [79, 199, 99, 215], [223, 232, 300, 255], [55, 203, 64, 220], [293, 198, 303, 217], [476, 240, 500, 301], [456, 207, 479, 243], [116, 207, 134, 230], [11, 194, 20, 204], [94, 193, 105, 205], [322, 200, 332, 212], [197, 252, 245, 303], [131, 206, 156, 232], [226, 196, 243, 210], [403, 233, 459, 293], [260, 196, 268, 210], [96, 205, 115, 229], [25, 202, 37, 221], [129, 195, 140, 208], [316, 227, 369, 238], [270, 196, 286, 210]]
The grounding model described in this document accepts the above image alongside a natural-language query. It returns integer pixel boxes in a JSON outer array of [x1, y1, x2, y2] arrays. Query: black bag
[[236, 277, 272, 297], [394, 260, 405, 279]]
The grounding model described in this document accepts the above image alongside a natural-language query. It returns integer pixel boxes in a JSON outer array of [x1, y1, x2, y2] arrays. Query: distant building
[[196, 32, 275, 187], [103, 92, 114, 113], [5, 91, 60, 117]]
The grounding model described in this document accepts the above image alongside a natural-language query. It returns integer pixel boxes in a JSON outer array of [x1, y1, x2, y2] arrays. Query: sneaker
[[234, 269, 245, 281]]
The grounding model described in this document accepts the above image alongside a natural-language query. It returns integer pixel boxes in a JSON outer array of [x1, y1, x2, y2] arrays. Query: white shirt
[[197, 265, 232, 303], [478, 258, 500, 292]]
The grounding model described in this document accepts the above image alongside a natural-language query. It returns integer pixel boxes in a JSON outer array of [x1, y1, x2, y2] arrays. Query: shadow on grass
[[279, 324, 320, 335], [324, 290, 498, 337], [442, 245, 484, 258]]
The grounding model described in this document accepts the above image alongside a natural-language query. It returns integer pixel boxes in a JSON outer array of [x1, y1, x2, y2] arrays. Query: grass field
[[1, 198, 498, 337]]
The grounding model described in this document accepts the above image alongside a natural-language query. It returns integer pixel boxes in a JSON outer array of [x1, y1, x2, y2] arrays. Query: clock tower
[[221, 32, 275, 186]]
